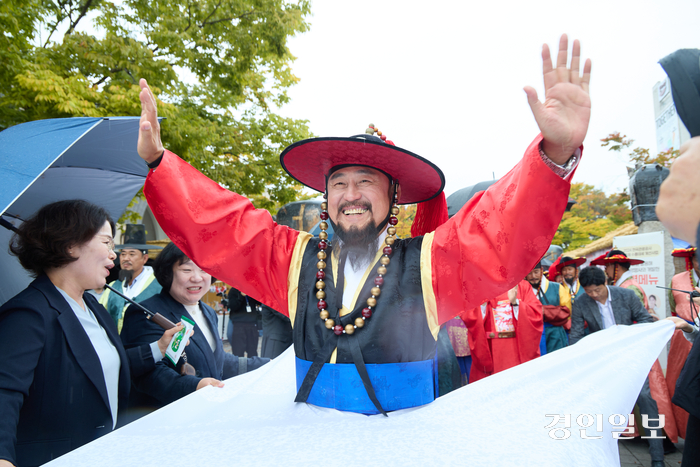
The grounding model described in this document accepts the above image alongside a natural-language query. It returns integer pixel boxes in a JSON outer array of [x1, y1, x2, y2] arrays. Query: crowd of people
[[0, 33, 699, 467]]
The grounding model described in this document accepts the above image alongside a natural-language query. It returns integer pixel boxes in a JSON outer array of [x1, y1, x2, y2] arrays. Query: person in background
[[592, 249, 652, 314], [0, 200, 179, 467], [227, 287, 263, 357], [463, 280, 543, 383], [547, 257, 564, 284], [664, 246, 699, 443], [526, 261, 571, 354], [260, 304, 293, 359], [558, 256, 586, 306], [99, 224, 162, 331], [120, 242, 269, 411], [571, 266, 667, 466], [445, 316, 471, 385]]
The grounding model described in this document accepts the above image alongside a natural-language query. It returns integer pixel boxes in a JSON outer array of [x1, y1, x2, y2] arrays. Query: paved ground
[[618, 437, 684, 466]]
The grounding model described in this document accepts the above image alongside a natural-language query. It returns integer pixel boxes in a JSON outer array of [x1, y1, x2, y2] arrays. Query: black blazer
[[570, 285, 653, 344], [121, 290, 268, 406], [0, 275, 155, 467]]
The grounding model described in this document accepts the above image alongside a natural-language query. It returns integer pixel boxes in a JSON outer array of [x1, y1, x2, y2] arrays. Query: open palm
[[524, 35, 592, 165]]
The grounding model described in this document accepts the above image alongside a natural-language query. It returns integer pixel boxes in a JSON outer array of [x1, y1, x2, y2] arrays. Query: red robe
[[462, 281, 543, 383], [665, 271, 695, 440], [143, 134, 573, 330]]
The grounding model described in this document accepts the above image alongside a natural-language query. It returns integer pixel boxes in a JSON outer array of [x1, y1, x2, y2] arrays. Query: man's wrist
[[147, 150, 165, 169], [539, 142, 580, 178]]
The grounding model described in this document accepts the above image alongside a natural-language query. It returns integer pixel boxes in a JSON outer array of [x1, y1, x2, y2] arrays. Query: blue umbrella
[[0, 117, 151, 305]]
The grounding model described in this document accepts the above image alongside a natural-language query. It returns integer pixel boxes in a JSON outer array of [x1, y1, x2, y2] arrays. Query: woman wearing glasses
[[0, 200, 180, 467]]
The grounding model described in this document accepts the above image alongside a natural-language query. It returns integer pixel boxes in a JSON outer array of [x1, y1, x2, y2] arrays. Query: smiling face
[[526, 267, 543, 288], [326, 166, 392, 236], [168, 259, 212, 306], [120, 248, 148, 279], [69, 221, 117, 291], [562, 265, 578, 284]]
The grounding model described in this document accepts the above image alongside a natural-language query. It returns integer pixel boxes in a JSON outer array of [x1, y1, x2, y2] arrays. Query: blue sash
[[295, 357, 435, 415]]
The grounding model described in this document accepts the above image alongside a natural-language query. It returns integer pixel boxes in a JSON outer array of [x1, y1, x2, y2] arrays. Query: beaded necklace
[[313, 123, 401, 335], [315, 189, 400, 335]]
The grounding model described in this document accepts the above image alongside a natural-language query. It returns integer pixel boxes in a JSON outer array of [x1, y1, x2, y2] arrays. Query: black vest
[[293, 236, 437, 364]]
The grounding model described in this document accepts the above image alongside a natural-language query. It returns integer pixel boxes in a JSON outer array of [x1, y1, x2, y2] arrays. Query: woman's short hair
[[579, 266, 607, 287], [10, 200, 115, 277], [153, 242, 190, 293]]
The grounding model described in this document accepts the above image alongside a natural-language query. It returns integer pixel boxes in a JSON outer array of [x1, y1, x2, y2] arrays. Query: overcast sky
[[275, 0, 700, 198]]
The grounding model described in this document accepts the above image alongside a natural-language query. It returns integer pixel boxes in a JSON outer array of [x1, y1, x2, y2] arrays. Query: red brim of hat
[[672, 248, 697, 258], [589, 255, 607, 266], [280, 137, 445, 205], [558, 257, 586, 271], [596, 258, 645, 266]]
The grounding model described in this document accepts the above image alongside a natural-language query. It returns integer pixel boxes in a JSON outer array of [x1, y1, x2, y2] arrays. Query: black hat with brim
[[116, 224, 163, 252], [280, 135, 445, 205]]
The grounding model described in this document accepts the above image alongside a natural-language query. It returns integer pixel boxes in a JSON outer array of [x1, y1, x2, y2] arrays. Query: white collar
[[124, 265, 153, 288], [615, 270, 635, 287]]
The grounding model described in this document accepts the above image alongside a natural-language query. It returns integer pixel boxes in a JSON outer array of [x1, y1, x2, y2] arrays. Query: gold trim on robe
[[287, 232, 313, 328]]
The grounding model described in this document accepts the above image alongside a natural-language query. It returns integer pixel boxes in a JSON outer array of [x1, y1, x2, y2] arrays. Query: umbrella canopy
[[0, 117, 151, 305], [446, 180, 498, 218]]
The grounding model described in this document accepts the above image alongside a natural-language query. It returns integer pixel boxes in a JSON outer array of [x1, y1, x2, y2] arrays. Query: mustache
[[337, 200, 372, 217]]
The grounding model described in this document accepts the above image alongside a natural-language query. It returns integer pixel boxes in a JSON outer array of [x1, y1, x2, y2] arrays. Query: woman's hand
[[156, 323, 191, 357], [666, 316, 695, 333], [0, 459, 16, 467], [196, 378, 224, 390]]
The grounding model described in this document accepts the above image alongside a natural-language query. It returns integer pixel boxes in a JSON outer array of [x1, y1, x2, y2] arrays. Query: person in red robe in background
[[666, 246, 699, 441], [462, 280, 543, 383], [548, 257, 563, 284]]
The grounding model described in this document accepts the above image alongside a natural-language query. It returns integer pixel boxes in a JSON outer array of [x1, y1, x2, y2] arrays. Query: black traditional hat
[[280, 127, 445, 205], [116, 224, 162, 253], [659, 49, 700, 138]]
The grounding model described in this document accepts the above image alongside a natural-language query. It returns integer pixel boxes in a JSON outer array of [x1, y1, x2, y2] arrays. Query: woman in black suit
[[121, 242, 268, 410], [0, 200, 179, 467]]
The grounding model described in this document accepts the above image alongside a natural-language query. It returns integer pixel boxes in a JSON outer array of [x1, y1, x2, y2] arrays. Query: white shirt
[[56, 287, 121, 428], [123, 265, 154, 299], [614, 270, 635, 287], [184, 303, 217, 352], [342, 229, 388, 308], [595, 286, 617, 330]]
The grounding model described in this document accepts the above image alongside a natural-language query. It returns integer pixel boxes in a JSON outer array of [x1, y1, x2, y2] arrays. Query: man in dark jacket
[[572, 266, 664, 466], [227, 288, 262, 357]]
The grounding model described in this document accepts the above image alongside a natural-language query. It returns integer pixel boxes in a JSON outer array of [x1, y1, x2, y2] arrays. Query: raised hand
[[524, 34, 592, 165], [137, 78, 164, 164]]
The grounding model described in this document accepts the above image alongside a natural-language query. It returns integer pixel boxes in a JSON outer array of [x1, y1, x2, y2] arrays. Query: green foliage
[[553, 183, 632, 251], [601, 132, 679, 168], [395, 204, 416, 239], [1, 0, 313, 214]]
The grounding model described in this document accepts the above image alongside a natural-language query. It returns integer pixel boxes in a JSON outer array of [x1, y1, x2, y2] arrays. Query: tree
[[553, 183, 632, 251], [601, 132, 679, 168], [395, 204, 416, 238], [0, 0, 313, 213]]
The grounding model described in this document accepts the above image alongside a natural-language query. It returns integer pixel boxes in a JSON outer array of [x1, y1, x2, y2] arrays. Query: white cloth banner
[[47, 321, 675, 467]]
